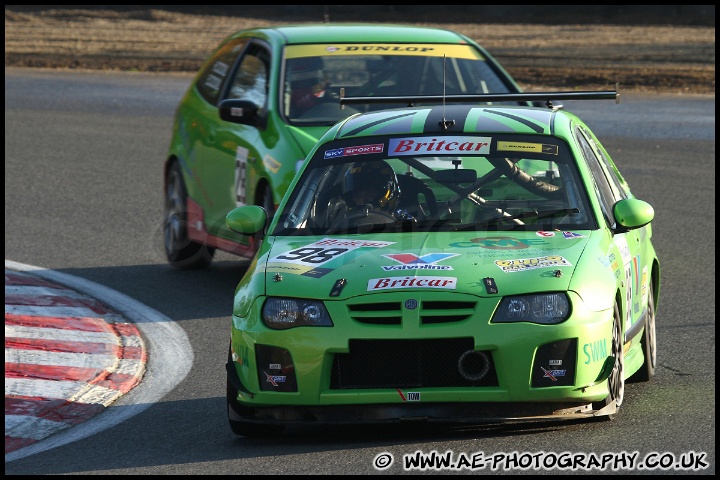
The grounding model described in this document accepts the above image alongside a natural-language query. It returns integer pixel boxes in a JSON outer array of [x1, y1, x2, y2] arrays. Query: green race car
[[162, 24, 528, 268], [224, 88, 660, 437]]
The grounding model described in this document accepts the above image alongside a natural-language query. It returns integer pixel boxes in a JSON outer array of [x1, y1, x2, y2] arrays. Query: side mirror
[[613, 198, 654, 231], [219, 99, 261, 125], [226, 205, 267, 235]]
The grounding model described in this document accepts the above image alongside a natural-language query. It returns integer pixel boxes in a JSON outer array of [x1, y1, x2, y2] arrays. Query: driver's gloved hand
[[393, 209, 415, 221]]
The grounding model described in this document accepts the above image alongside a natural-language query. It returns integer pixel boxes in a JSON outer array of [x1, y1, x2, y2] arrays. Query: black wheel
[[163, 162, 214, 269], [593, 302, 625, 420], [630, 284, 657, 382], [226, 346, 285, 438]]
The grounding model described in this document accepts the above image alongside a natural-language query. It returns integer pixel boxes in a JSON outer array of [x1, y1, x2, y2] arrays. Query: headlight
[[262, 297, 333, 329], [492, 293, 570, 325]]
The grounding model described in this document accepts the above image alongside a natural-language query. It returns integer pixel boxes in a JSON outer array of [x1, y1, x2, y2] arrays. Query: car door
[[191, 40, 271, 242]]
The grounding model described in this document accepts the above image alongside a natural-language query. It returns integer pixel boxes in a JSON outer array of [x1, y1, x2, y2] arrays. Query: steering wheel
[[345, 209, 397, 228]]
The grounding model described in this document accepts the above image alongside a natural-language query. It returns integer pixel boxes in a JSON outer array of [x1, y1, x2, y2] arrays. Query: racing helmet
[[343, 161, 400, 209]]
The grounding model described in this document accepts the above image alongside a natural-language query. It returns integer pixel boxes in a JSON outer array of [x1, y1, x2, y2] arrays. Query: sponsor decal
[[262, 154, 281, 174], [235, 147, 249, 206], [204, 74, 222, 90], [368, 276, 457, 291], [268, 238, 393, 268], [536, 231, 555, 237], [497, 141, 559, 155], [396, 388, 421, 401], [583, 339, 608, 365], [264, 371, 287, 387], [494, 255, 572, 273], [285, 44, 484, 60], [269, 363, 282, 370], [541, 367, 566, 381], [324, 143, 384, 159], [549, 359, 563, 366], [381, 253, 458, 271], [388, 136, 491, 156], [562, 231, 585, 239], [450, 236, 550, 249], [211, 61, 229, 76], [313, 238, 394, 248]]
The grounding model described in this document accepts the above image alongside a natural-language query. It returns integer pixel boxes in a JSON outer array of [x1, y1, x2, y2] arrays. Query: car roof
[[233, 23, 472, 45], [327, 104, 578, 140]]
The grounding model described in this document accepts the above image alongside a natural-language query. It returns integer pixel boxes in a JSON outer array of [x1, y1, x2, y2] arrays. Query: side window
[[580, 126, 629, 200], [575, 127, 617, 227], [196, 38, 248, 104], [225, 44, 269, 108]]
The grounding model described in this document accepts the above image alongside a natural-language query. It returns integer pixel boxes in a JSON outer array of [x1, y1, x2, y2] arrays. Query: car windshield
[[272, 134, 597, 236], [282, 43, 515, 124]]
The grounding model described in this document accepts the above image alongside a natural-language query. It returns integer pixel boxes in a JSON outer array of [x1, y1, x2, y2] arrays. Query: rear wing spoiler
[[339, 83, 620, 109]]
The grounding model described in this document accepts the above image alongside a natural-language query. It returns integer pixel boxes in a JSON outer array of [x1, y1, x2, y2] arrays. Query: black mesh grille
[[330, 338, 498, 389]]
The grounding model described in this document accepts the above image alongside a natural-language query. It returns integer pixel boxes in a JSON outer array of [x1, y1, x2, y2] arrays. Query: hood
[[261, 230, 591, 300]]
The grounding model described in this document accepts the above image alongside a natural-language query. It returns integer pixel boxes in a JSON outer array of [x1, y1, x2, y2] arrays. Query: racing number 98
[[274, 247, 349, 265]]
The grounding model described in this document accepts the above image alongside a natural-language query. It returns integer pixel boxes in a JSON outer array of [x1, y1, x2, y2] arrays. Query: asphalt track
[[4, 260, 193, 462]]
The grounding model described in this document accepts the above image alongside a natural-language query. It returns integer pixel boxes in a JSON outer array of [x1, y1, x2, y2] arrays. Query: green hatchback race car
[[223, 88, 660, 437], [162, 24, 528, 268]]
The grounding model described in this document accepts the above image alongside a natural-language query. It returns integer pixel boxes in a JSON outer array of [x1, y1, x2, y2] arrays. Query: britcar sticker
[[494, 255, 572, 272], [562, 231, 585, 239], [388, 136, 491, 156], [368, 276, 457, 291], [324, 143, 384, 159], [381, 253, 459, 271]]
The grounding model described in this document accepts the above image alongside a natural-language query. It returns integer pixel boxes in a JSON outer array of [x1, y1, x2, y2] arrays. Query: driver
[[287, 56, 329, 115], [328, 161, 413, 226]]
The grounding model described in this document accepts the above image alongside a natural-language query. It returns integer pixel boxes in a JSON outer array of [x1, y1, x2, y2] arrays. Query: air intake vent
[[347, 302, 402, 325], [421, 300, 476, 324]]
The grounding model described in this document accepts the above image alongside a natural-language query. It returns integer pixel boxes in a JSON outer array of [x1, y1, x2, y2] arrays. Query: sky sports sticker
[[324, 143, 384, 159], [388, 136, 491, 156]]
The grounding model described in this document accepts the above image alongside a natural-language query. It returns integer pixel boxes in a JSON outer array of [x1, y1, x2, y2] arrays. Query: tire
[[226, 346, 285, 438], [163, 161, 215, 269], [593, 302, 625, 420], [630, 284, 657, 382]]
